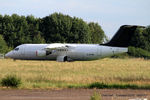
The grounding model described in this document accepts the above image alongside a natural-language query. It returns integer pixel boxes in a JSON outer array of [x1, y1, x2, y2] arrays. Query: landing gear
[[64, 56, 73, 62], [46, 51, 52, 55], [64, 56, 68, 62], [56, 56, 73, 62]]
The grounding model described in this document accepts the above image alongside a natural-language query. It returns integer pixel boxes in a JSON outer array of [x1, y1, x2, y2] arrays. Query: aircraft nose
[[5, 51, 13, 58]]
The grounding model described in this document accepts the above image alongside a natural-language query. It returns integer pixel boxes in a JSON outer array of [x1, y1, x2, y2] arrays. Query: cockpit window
[[14, 48, 19, 51]]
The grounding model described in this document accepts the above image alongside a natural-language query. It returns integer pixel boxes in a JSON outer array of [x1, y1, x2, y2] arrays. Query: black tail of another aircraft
[[103, 25, 145, 47]]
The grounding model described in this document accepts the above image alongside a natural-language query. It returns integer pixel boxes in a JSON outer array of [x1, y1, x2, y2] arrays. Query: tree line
[[0, 13, 106, 53], [0, 12, 150, 59]]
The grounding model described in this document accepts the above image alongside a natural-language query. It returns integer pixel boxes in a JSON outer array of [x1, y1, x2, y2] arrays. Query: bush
[[111, 46, 150, 59], [1, 75, 21, 88], [90, 92, 101, 100], [111, 53, 129, 59], [128, 46, 150, 59], [88, 82, 150, 89], [89, 82, 108, 89]]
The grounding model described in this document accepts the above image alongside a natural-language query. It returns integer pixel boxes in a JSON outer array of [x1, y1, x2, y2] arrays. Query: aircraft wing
[[44, 43, 76, 51]]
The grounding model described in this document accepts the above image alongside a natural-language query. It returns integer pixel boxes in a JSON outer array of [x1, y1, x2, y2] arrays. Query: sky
[[0, 0, 150, 39]]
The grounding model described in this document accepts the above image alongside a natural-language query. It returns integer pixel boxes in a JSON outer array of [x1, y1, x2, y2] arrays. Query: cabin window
[[14, 48, 19, 51]]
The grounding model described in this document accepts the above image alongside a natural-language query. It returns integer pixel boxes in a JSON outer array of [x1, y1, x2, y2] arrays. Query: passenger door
[[20, 45, 25, 57]]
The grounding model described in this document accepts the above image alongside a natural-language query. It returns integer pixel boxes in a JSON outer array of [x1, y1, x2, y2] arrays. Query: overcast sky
[[0, 0, 150, 39]]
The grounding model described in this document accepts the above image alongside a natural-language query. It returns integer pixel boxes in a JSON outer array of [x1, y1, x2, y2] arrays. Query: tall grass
[[0, 58, 150, 89], [91, 92, 101, 100]]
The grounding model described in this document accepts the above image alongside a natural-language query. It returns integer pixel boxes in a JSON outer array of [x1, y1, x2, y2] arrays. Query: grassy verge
[[67, 82, 150, 89], [88, 82, 150, 89], [0, 58, 150, 89]]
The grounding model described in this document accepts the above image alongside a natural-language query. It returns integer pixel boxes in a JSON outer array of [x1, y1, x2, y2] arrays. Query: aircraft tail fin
[[102, 25, 145, 47]]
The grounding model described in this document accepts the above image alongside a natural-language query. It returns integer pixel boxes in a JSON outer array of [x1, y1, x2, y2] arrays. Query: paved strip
[[0, 89, 149, 100]]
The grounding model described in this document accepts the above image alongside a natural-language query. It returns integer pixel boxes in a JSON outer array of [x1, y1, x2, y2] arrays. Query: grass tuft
[[90, 92, 101, 100], [1, 75, 21, 88]]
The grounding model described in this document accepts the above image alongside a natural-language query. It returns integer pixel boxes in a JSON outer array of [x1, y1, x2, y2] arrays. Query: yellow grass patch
[[0, 58, 150, 88]]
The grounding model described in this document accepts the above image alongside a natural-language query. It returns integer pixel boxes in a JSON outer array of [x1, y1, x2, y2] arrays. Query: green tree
[[0, 35, 8, 53], [88, 22, 106, 43], [2, 15, 14, 47], [40, 13, 72, 43], [40, 13, 92, 43], [26, 15, 42, 42], [130, 26, 150, 52], [12, 14, 29, 47], [0, 14, 3, 35], [71, 17, 90, 43], [32, 32, 45, 43]]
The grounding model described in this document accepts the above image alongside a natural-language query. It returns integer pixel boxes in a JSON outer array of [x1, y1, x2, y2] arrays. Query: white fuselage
[[5, 44, 128, 61]]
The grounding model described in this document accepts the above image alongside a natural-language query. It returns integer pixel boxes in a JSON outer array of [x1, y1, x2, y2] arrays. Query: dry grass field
[[0, 58, 150, 89]]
